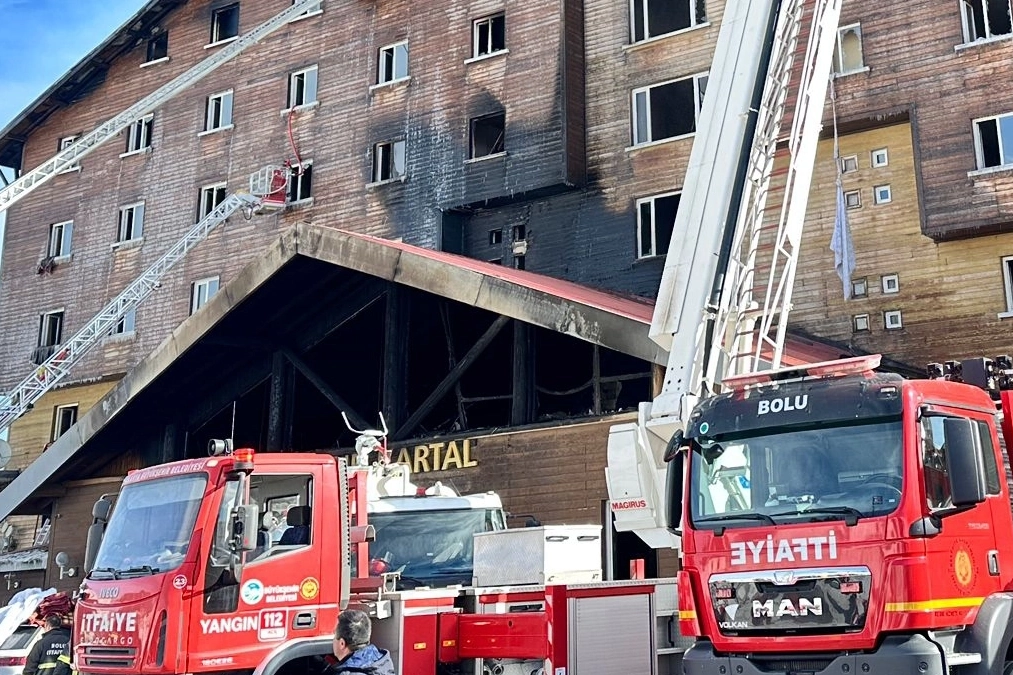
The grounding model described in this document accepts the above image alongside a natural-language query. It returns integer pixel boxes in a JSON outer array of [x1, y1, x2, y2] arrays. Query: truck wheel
[[1004, 660, 1013, 675]]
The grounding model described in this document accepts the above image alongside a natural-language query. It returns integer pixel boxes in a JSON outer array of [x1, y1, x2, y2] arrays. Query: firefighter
[[328, 609, 394, 675], [23, 615, 71, 675]]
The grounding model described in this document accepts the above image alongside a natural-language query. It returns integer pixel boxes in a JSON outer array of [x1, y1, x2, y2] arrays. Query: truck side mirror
[[666, 444, 686, 535], [943, 417, 987, 508], [84, 496, 114, 574], [232, 504, 259, 552]]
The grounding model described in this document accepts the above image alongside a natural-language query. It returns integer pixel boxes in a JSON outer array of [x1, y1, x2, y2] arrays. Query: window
[[636, 192, 680, 259], [884, 310, 903, 329], [38, 311, 64, 348], [124, 115, 153, 154], [632, 74, 708, 145], [851, 277, 868, 298], [512, 224, 526, 241], [489, 229, 502, 245], [881, 273, 900, 294], [58, 135, 80, 172], [922, 416, 1001, 511], [288, 66, 318, 108], [51, 405, 78, 442], [470, 112, 505, 158], [210, 3, 240, 43], [204, 90, 234, 132], [378, 42, 409, 84], [373, 140, 407, 182], [146, 32, 168, 62], [248, 474, 313, 563], [852, 314, 870, 332], [873, 184, 892, 204], [191, 276, 221, 315], [198, 184, 228, 221], [833, 24, 865, 74], [1002, 255, 1013, 314], [962, 0, 1013, 42], [840, 155, 859, 173], [291, 0, 321, 17], [871, 148, 889, 168], [117, 203, 145, 243], [110, 308, 136, 336], [473, 13, 506, 58], [48, 221, 73, 258], [974, 112, 1013, 170], [630, 0, 707, 42], [288, 164, 313, 202], [845, 190, 862, 209], [513, 255, 526, 270]]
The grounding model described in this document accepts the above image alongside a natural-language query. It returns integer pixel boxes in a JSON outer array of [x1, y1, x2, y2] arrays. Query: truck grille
[[752, 657, 834, 673], [82, 646, 137, 669]]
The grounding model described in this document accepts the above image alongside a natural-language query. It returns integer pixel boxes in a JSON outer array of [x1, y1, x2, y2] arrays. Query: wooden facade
[[791, 122, 1013, 367]]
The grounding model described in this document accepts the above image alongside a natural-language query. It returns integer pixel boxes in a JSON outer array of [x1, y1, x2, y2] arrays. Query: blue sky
[[0, 0, 146, 128]]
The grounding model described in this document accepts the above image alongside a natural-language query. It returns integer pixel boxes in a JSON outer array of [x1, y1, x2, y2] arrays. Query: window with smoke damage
[[832, 24, 865, 75], [210, 3, 240, 44], [469, 113, 505, 159], [961, 0, 1012, 42], [636, 192, 679, 259], [631, 74, 707, 146], [974, 112, 1013, 170], [630, 0, 707, 43]]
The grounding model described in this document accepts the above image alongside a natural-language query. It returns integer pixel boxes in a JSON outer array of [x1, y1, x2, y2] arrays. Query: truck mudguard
[[954, 592, 1013, 675], [252, 636, 334, 675]]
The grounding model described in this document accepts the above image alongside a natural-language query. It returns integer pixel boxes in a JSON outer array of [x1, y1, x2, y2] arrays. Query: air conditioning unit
[[512, 240, 528, 256]]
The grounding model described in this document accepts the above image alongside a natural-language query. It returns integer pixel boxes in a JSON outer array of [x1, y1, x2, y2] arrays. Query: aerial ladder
[[0, 0, 319, 433], [604, 0, 845, 548]]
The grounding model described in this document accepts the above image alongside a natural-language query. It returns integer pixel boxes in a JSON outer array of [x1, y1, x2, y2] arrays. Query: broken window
[[38, 311, 64, 348], [58, 135, 80, 173], [833, 24, 865, 74], [204, 90, 234, 132], [288, 164, 313, 201], [378, 42, 409, 84], [117, 203, 145, 243], [473, 13, 506, 58], [631, 0, 707, 43], [975, 112, 1013, 169], [110, 308, 136, 336], [48, 221, 73, 258], [636, 192, 680, 258], [51, 405, 78, 442], [146, 32, 168, 62], [962, 0, 1013, 42], [198, 183, 228, 221], [470, 112, 506, 158], [124, 115, 153, 154], [632, 74, 707, 145], [191, 276, 221, 315], [210, 3, 240, 43], [373, 140, 407, 182], [288, 66, 318, 108]]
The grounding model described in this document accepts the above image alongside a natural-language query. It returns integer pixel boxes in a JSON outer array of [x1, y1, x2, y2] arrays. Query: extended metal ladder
[[0, 192, 262, 432], [0, 0, 321, 213]]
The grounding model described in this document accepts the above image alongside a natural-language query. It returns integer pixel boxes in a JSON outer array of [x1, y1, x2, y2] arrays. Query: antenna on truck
[[342, 412, 390, 467]]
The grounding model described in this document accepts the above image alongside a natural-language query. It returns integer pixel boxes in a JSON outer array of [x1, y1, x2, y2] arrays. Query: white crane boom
[[605, 0, 843, 548], [0, 0, 320, 213]]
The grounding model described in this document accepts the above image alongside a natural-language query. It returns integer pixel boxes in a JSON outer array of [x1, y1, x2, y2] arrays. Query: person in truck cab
[[327, 609, 395, 675], [23, 616, 70, 675]]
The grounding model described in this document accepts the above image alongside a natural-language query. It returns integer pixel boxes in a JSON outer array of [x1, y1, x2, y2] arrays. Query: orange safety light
[[234, 448, 255, 464]]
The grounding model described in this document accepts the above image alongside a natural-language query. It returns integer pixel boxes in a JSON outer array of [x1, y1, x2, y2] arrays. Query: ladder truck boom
[[605, 0, 843, 548], [0, 0, 320, 213], [0, 192, 264, 432]]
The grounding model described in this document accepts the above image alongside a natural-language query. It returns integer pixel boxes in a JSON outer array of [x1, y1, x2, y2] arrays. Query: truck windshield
[[91, 474, 207, 578], [368, 508, 505, 587], [690, 420, 903, 529]]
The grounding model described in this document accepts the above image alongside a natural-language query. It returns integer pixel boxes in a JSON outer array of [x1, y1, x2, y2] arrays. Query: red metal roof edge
[[338, 230, 843, 365]]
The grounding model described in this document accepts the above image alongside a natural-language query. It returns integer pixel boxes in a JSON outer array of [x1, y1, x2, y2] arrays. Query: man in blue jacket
[[329, 609, 394, 675]]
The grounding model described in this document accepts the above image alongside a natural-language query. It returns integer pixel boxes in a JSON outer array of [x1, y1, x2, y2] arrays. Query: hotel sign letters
[[393, 438, 479, 474]]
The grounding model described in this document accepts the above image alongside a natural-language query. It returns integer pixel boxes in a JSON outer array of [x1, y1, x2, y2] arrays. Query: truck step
[[946, 653, 982, 666]]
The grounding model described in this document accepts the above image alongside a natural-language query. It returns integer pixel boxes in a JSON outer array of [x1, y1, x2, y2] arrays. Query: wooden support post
[[382, 284, 410, 433], [267, 351, 295, 451], [440, 302, 468, 429], [511, 321, 536, 425], [395, 315, 510, 439]]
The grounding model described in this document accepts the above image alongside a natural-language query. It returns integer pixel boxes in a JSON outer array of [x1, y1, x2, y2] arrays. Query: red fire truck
[[672, 355, 1013, 675], [71, 449, 682, 675]]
